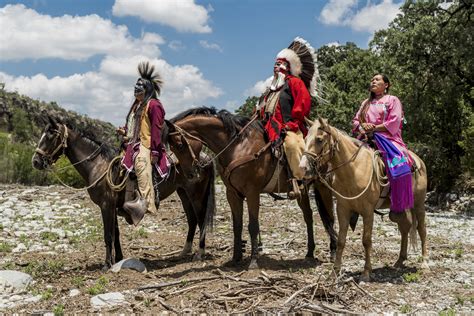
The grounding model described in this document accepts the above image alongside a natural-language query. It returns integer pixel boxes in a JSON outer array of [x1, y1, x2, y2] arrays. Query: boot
[[123, 191, 147, 226], [288, 178, 301, 200]]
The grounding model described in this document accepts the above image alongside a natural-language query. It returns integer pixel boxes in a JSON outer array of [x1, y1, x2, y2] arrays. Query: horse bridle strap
[[35, 124, 68, 160]]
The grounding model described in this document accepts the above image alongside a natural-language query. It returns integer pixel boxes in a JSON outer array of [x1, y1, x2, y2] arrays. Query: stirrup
[[123, 191, 147, 226], [288, 178, 301, 200]]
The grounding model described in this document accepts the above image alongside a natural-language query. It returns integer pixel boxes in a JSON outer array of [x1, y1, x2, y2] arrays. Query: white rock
[[12, 243, 27, 253], [90, 292, 127, 308], [0, 270, 33, 291], [110, 258, 147, 273], [69, 289, 80, 297]]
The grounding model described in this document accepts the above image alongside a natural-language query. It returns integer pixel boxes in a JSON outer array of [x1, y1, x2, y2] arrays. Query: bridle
[[168, 124, 211, 169], [35, 124, 69, 166], [35, 124, 103, 169], [168, 113, 259, 170], [302, 126, 340, 176]]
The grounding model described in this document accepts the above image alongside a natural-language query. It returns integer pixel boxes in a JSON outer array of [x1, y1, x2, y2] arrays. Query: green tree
[[315, 43, 392, 131], [371, 0, 473, 192], [235, 96, 259, 117]]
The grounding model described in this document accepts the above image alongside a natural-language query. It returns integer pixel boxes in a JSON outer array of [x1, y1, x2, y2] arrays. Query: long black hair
[[359, 73, 390, 124]]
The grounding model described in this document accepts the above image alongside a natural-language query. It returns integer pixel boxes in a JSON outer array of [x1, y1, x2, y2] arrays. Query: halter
[[35, 124, 69, 165], [302, 126, 340, 176], [35, 124, 103, 170]]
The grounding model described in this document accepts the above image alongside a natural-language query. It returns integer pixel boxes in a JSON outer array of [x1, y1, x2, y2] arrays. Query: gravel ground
[[0, 183, 472, 314]]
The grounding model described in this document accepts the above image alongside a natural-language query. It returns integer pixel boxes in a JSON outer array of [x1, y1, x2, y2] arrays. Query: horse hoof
[[193, 250, 205, 261], [101, 264, 110, 272], [360, 274, 371, 282], [393, 261, 405, 269], [421, 261, 430, 271], [330, 251, 336, 263], [305, 256, 321, 266], [248, 260, 259, 270]]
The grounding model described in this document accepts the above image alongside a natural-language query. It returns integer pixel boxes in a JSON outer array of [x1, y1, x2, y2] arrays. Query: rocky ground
[[0, 183, 473, 314]]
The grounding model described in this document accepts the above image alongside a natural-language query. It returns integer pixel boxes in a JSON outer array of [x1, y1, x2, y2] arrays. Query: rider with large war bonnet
[[118, 61, 170, 225], [257, 37, 320, 199]]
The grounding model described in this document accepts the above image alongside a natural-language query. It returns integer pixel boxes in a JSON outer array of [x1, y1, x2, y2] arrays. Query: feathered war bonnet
[[276, 37, 321, 98], [137, 61, 163, 99]]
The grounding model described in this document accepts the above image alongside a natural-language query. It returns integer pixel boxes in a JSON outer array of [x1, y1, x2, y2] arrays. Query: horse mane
[[169, 106, 264, 139], [65, 123, 119, 160]]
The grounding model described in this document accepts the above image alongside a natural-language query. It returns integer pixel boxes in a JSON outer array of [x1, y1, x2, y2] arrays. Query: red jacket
[[260, 75, 311, 142]]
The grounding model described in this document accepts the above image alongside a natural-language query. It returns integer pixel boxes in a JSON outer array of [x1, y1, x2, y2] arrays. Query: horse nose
[[299, 156, 308, 172], [32, 155, 43, 170]]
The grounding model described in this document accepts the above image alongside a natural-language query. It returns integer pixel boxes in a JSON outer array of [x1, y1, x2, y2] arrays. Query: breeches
[[135, 144, 157, 214], [283, 130, 305, 180]]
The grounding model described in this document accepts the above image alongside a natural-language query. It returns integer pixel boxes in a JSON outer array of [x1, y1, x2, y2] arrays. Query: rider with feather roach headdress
[[257, 37, 321, 199], [118, 61, 170, 225]]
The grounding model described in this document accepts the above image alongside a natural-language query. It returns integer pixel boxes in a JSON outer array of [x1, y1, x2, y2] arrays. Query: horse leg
[[334, 206, 350, 275], [177, 188, 196, 257], [414, 202, 429, 270], [390, 211, 413, 268], [114, 215, 123, 262], [247, 193, 261, 269], [313, 183, 337, 262], [361, 212, 374, 282], [227, 188, 244, 264], [100, 204, 115, 270], [297, 194, 315, 260]]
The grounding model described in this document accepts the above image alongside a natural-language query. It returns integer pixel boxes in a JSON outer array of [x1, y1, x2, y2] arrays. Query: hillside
[[0, 87, 117, 146]]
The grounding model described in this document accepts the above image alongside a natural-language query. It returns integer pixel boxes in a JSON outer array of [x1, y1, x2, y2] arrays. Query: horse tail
[[200, 162, 216, 244], [409, 208, 418, 252]]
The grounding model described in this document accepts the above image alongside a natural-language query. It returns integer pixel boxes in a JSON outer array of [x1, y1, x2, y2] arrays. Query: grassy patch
[[399, 304, 412, 313], [40, 231, 60, 242], [439, 308, 456, 316], [87, 276, 109, 295], [129, 227, 148, 240], [53, 303, 65, 316], [402, 271, 421, 283], [24, 259, 65, 277], [0, 242, 12, 253], [72, 275, 86, 288]]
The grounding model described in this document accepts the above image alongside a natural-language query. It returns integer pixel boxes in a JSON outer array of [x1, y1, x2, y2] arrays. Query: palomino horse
[[164, 107, 338, 269], [299, 117, 428, 281], [32, 116, 215, 269]]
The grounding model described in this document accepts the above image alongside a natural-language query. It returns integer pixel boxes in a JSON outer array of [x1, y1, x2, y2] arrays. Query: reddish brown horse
[[32, 116, 215, 269], [164, 107, 337, 269]]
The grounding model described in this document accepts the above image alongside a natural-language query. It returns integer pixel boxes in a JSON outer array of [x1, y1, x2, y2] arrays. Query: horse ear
[[318, 117, 328, 128], [48, 115, 58, 128], [165, 120, 175, 132], [305, 117, 314, 127]]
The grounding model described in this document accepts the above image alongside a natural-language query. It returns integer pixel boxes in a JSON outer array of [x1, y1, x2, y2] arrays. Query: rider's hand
[[362, 123, 375, 132], [151, 155, 158, 165], [116, 127, 126, 136]]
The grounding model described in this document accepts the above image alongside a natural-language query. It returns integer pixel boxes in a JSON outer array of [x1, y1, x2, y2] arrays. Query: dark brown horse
[[164, 107, 337, 269], [32, 116, 215, 269]]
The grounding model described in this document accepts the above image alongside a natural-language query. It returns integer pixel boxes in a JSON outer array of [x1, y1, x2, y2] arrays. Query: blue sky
[[0, 0, 403, 126]]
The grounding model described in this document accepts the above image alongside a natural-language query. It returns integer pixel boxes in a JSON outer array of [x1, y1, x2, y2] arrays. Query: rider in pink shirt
[[352, 74, 412, 165]]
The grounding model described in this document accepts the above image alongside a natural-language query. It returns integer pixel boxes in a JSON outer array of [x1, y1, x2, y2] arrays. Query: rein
[[304, 126, 388, 201], [170, 113, 259, 169], [36, 124, 124, 191]]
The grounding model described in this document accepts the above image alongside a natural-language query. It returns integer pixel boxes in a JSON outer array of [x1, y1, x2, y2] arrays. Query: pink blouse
[[352, 95, 409, 156]]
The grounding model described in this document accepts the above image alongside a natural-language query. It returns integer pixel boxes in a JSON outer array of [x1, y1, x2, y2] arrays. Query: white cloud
[[112, 0, 212, 33], [319, 0, 357, 25], [168, 40, 185, 51], [325, 41, 341, 47], [244, 76, 272, 97], [0, 4, 162, 61], [0, 56, 222, 125], [319, 0, 402, 33], [199, 40, 223, 53]]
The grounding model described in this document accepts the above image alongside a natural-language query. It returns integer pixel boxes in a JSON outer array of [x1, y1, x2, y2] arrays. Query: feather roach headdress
[[276, 37, 321, 98], [137, 61, 163, 98]]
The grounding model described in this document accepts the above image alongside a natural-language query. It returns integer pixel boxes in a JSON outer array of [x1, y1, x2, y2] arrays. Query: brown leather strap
[[222, 142, 272, 184]]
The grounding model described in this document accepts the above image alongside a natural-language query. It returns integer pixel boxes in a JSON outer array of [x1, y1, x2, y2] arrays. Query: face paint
[[134, 78, 146, 97]]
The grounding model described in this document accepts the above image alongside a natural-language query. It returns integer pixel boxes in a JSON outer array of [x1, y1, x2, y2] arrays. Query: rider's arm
[[148, 99, 166, 158], [285, 77, 311, 131]]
